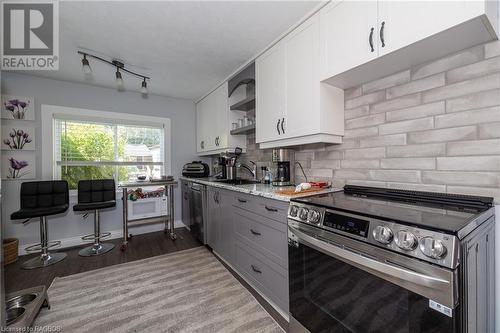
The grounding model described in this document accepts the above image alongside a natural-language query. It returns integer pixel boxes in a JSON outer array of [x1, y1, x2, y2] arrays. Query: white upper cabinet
[[320, 0, 499, 85], [256, 41, 286, 144], [256, 13, 344, 149], [319, 0, 378, 79], [196, 82, 246, 155]]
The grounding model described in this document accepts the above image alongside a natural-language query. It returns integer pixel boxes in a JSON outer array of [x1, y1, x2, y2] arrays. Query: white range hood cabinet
[[321, 0, 499, 88]]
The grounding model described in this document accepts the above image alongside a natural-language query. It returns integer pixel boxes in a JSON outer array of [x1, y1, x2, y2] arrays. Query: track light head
[[115, 68, 124, 90], [82, 54, 91, 74], [140, 78, 148, 95]]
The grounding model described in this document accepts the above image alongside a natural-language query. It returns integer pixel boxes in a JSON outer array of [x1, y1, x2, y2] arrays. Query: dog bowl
[[6, 307, 25, 326], [6, 293, 38, 309]]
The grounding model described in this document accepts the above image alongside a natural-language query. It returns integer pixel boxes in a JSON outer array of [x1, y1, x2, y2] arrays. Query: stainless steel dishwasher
[[188, 182, 207, 244]]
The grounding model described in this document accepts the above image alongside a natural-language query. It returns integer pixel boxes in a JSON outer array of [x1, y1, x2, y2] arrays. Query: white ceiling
[[20, 1, 320, 100]]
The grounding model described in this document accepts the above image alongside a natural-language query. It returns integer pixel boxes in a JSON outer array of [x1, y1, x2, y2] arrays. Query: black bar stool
[[11, 180, 69, 269], [73, 179, 116, 256]]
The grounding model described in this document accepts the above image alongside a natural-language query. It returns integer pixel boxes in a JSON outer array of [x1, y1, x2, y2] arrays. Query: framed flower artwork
[[1, 153, 36, 180], [1, 95, 35, 120], [1, 126, 36, 150]]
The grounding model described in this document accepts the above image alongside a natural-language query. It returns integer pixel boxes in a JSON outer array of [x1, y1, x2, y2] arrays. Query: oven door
[[288, 221, 460, 333]]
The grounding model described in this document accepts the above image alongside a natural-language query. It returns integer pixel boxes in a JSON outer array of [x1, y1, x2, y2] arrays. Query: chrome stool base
[[78, 243, 114, 257], [21, 252, 67, 270]]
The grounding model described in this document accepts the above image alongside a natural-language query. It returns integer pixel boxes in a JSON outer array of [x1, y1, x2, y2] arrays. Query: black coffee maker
[[272, 148, 295, 186]]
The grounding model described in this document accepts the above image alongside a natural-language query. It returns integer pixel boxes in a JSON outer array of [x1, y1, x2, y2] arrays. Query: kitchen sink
[[213, 179, 261, 185]]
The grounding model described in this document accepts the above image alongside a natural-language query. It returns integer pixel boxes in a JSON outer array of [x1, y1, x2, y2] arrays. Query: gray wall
[[1, 72, 198, 247]]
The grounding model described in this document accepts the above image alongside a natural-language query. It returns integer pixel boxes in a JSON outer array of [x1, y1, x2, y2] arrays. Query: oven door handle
[[289, 225, 455, 307]]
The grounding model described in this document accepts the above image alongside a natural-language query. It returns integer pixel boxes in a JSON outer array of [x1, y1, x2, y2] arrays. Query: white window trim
[[41, 104, 172, 194]]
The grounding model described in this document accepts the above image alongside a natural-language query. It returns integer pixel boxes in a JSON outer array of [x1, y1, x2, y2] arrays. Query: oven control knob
[[298, 208, 309, 220], [419, 237, 447, 259], [373, 226, 393, 244], [308, 210, 321, 224], [289, 205, 299, 217], [395, 230, 417, 251]]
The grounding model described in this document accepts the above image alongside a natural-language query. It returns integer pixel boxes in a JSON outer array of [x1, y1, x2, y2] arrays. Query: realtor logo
[[1, 0, 59, 70]]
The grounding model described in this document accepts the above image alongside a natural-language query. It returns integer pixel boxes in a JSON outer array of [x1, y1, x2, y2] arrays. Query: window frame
[[41, 105, 172, 194]]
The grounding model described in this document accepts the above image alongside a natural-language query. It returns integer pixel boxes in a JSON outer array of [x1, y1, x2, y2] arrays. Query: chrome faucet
[[238, 161, 257, 181]]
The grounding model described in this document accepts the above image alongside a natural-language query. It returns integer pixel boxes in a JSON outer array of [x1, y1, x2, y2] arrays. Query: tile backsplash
[[240, 41, 500, 202]]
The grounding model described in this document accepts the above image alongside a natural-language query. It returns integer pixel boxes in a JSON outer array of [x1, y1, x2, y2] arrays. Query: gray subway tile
[[311, 160, 341, 169], [412, 45, 484, 79], [408, 126, 477, 143], [423, 171, 500, 187], [340, 159, 380, 169], [334, 170, 370, 180], [386, 73, 445, 99], [446, 89, 500, 113], [381, 158, 436, 170], [362, 70, 410, 93], [344, 86, 362, 100], [345, 105, 369, 120], [314, 150, 343, 160], [387, 143, 446, 157], [346, 180, 387, 187], [447, 139, 500, 156], [344, 126, 379, 138], [422, 74, 500, 103], [386, 102, 445, 122], [485, 41, 500, 59], [435, 106, 500, 128], [344, 147, 386, 160], [370, 93, 421, 114], [360, 134, 406, 148], [379, 117, 434, 135], [369, 170, 421, 183], [346, 113, 385, 129], [447, 56, 500, 83], [437, 156, 500, 171], [479, 122, 500, 139], [345, 90, 385, 109]]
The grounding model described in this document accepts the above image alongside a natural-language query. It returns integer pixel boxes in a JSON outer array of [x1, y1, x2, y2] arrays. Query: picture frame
[[1, 126, 36, 150], [1, 153, 36, 180], [1, 95, 35, 120]]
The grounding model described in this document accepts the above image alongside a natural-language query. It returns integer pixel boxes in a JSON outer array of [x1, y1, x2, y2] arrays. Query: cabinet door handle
[[281, 117, 285, 134], [200, 141, 205, 149], [276, 119, 281, 135], [369, 27, 374, 52], [250, 229, 261, 236], [237, 198, 247, 203], [380, 21, 385, 48], [264, 206, 278, 212], [251, 265, 262, 274]]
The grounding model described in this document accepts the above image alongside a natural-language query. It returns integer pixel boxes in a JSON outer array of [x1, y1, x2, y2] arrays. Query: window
[[41, 105, 171, 191]]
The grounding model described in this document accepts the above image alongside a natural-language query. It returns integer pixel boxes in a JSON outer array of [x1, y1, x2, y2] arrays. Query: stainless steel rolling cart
[[120, 180, 178, 251]]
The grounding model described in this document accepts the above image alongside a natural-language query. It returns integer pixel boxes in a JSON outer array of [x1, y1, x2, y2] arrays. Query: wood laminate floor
[[4, 227, 288, 331]]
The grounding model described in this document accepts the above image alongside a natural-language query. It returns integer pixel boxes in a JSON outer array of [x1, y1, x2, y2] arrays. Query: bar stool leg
[[21, 217, 67, 270], [78, 210, 114, 257]]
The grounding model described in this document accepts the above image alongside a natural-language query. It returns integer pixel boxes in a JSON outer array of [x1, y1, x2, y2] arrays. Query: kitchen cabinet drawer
[[235, 241, 288, 312], [232, 193, 288, 224], [233, 207, 287, 268]]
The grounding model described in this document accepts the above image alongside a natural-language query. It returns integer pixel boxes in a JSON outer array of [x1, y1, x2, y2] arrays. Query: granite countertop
[[179, 177, 341, 202]]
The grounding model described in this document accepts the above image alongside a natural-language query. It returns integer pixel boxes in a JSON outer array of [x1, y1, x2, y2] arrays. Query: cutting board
[[275, 187, 327, 196]]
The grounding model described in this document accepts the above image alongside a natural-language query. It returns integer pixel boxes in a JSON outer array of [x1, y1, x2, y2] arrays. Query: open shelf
[[230, 124, 255, 135], [230, 96, 255, 111]]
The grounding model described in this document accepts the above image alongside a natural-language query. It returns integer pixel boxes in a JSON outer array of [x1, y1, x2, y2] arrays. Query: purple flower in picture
[[7, 157, 29, 179], [3, 128, 32, 150], [4, 98, 30, 119]]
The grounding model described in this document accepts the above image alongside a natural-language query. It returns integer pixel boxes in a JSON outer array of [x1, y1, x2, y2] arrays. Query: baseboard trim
[[18, 220, 186, 256]]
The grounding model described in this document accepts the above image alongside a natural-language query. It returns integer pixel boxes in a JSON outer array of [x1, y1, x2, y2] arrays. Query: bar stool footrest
[[81, 232, 111, 242]]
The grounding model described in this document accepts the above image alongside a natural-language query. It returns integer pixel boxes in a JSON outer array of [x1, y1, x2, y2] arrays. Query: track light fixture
[[78, 51, 150, 94], [82, 54, 91, 74]]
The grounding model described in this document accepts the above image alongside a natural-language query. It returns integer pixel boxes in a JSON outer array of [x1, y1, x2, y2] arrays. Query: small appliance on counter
[[272, 148, 295, 186], [182, 161, 210, 178]]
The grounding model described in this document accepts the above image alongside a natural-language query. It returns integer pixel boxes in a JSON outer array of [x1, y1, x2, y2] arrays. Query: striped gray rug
[[35, 247, 284, 333]]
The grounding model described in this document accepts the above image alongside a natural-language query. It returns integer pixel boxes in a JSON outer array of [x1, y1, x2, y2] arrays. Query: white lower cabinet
[[256, 13, 344, 149]]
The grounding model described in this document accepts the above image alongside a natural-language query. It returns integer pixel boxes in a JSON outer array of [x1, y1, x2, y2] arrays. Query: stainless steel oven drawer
[[235, 240, 288, 312]]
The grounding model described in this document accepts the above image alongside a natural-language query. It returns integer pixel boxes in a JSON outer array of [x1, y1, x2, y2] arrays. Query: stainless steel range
[[287, 185, 495, 333]]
